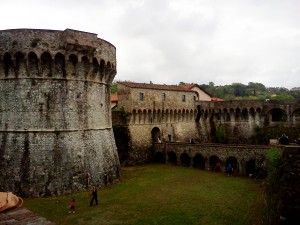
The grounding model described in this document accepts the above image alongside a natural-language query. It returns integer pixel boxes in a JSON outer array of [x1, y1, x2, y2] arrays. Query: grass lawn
[[24, 164, 266, 225]]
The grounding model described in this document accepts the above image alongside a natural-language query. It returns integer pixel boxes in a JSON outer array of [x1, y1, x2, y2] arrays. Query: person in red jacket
[[69, 198, 75, 213]]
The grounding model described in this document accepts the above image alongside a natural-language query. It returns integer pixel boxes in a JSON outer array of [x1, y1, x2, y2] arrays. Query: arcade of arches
[[153, 142, 274, 177]]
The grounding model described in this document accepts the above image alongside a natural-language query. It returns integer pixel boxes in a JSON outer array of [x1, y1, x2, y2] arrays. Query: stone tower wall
[[0, 29, 120, 197]]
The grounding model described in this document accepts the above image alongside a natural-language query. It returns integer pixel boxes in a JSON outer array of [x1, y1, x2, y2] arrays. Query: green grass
[[24, 164, 265, 225]]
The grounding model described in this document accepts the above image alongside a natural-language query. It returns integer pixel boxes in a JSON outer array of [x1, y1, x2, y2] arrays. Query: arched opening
[[203, 109, 208, 120], [235, 108, 241, 121], [155, 152, 165, 164], [209, 155, 221, 171], [246, 159, 256, 177], [143, 109, 147, 124], [92, 58, 99, 77], [41, 51, 52, 77], [216, 109, 221, 121], [151, 127, 161, 143], [249, 108, 255, 119], [107, 61, 111, 68], [100, 59, 105, 75], [28, 51, 39, 76], [226, 156, 239, 176], [15, 51, 25, 76], [229, 108, 235, 121], [55, 53, 66, 77], [193, 154, 205, 169], [224, 108, 230, 121], [3, 52, 12, 77], [79, 56, 90, 78], [68, 54, 77, 76], [293, 108, 300, 124], [167, 152, 177, 165], [242, 108, 249, 121], [269, 108, 287, 122], [138, 109, 142, 124], [180, 153, 191, 167]]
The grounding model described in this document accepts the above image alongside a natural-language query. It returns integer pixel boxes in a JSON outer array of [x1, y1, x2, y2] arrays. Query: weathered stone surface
[[0, 29, 120, 197]]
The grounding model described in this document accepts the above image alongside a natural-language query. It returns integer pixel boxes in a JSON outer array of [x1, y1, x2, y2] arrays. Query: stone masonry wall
[[0, 29, 120, 197]]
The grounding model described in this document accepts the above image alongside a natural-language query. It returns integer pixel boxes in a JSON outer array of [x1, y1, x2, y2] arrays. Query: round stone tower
[[0, 29, 120, 197]]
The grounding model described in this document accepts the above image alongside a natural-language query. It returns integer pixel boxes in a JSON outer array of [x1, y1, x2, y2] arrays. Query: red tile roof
[[111, 93, 118, 101], [118, 82, 195, 92], [211, 97, 225, 102]]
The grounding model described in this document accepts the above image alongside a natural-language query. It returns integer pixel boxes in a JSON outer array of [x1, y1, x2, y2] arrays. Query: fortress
[[0, 29, 120, 197]]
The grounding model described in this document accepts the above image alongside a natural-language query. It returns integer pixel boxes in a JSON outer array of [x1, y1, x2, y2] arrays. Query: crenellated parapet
[[0, 29, 117, 85]]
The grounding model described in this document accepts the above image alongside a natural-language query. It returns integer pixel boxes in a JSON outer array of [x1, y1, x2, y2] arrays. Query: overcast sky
[[1, 0, 300, 89]]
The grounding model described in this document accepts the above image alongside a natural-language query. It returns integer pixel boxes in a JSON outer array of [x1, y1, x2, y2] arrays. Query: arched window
[[28, 52, 39, 76], [68, 54, 78, 76], [193, 154, 205, 169], [180, 153, 190, 167], [3, 52, 12, 77], [41, 52, 52, 77], [55, 53, 66, 77], [15, 51, 25, 76]]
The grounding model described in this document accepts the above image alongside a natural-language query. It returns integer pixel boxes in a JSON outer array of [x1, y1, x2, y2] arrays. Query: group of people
[[213, 161, 239, 177], [68, 186, 99, 214], [226, 163, 239, 177]]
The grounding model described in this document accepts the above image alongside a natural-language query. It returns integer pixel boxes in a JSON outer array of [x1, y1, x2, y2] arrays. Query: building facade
[[114, 82, 199, 164]]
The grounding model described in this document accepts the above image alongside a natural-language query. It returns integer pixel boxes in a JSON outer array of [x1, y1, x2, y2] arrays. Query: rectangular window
[[162, 93, 166, 101], [182, 95, 186, 102], [139, 92, 144, 101]]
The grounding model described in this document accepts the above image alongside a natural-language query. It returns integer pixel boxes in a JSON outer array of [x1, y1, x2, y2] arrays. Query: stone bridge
[[153, 142, 284, 176]]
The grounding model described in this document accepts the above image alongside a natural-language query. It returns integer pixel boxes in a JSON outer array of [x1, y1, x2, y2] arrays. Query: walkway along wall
[[0, 29, 120, 197], [196, 100, 300, 144], [153, 142, 284, 176]]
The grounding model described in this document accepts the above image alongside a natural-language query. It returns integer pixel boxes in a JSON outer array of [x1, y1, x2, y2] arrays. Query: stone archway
[[226, 156, 239, 176], [193, 154, 205, 170], [167, 151, 177, 165], [151, 127, 161, 143], [155, 152, 165, 164], [246, 159, 256, 177], [180, 153, 191, 167], [209, 155, 221, 171]]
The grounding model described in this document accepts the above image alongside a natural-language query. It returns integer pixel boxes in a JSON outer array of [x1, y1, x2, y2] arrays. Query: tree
[[111, 82, 118, 93], [232, 83, 247, 97]]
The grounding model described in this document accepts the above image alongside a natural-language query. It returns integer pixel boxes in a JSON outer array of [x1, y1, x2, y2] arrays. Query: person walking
[[90, 186, 98, 206], [69, 198, 75, 213]]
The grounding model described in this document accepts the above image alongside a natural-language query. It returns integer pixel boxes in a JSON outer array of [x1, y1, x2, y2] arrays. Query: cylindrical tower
[[0, 29, 120, 197]]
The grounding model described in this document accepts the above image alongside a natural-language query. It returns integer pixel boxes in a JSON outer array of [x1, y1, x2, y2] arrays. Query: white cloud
[[1, 0, 300, 88]]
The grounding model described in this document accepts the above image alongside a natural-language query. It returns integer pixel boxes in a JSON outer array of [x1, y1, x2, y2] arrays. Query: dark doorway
[[246, 159, 256, 176], [167, 151, 177, 165], [180, 153, 191, 167], [193, 154, 205, 169], [155, 152, 165, 164], [151, 127, 161, 143], [209, 155, 221, 171]]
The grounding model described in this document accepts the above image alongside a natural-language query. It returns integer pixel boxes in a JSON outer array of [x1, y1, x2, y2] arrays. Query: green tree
[[111, 82, 118, 93]]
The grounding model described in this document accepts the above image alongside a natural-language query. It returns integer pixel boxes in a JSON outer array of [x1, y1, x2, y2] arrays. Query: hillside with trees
[[198, 82, 300, 103]]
